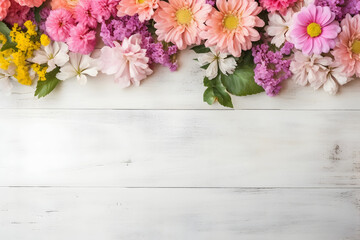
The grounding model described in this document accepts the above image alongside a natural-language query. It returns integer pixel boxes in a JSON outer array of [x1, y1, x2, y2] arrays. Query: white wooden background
[[0, 50, 359, 239]]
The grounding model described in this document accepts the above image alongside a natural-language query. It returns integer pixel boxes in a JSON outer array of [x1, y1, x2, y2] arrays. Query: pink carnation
[[0, 0, 11, 21], [290, 4, 340, 55], [45, 9, 75, 42], [4, 0, 30, 25], [98, 34, 153, 88], [14, 0, 46, 7], [117, 0, 159, 22], [92, 0, 120, 23], [67, 24, 96, 55], [74, 0, 97, 28], [259, 0, 298, 14]]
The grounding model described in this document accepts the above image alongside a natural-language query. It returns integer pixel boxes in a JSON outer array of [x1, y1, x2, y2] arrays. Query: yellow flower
[[32, 63, 48, 81], [24, 20, 37, 36], [40, 34, 51, 46], [0, 33, 7, 44]]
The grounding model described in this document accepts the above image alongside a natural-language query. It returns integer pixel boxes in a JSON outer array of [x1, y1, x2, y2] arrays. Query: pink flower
[[14, 0, 46, 7], [259, 0, 298, 14], [117, 0, 159, 22], [0, 0, 11, 21], [74, 0, 97, 28], [200, 0, 264, 57], [332, 14, 360, 78], [92, 0, 119, 23], [4, 0, 30, 25], [45, 9, 75, 42], [98, 34, 153, 88], [51, 0, 79, 12], [290, 4, 340, 55], [153, 0, 212, 50], [67, 24, 96, 55]]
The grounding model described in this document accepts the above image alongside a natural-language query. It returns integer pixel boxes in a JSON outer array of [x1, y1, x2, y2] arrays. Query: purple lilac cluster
[[27, 7, 50, 34], [315, 0, 360, 20], [100, 15, 178, 71], [252, 42, 293, 97], [206, 0, 216, 6]]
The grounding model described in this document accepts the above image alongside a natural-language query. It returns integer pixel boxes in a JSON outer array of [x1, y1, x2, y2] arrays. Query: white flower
[[198, 47, 237, 80], [290, 50, 351, 95], [56, 53, 98, 85], [266, 10, 294, 47], [31, 41, 70, 72], [0, 65, 15, 95]]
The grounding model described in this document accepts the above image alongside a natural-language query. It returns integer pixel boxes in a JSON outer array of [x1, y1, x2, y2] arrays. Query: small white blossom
[[57, 53, 98, 85], [198, 47, 237, 80]]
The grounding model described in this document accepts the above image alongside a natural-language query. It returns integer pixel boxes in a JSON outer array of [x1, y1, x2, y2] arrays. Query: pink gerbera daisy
[[14, 0, 46, 7], [153, 0, 212, 50], [45, 9, 75, 42], [117, 0, 159, 22], [290, 4, 341, 55], [332, 14, 360, 77], [200, 0, 264, 57]]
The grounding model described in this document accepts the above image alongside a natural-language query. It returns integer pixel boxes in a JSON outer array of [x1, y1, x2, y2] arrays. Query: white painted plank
[[0, 109, 359, 187], [0, 50, 359, 110], [0, 188, 359, 240]]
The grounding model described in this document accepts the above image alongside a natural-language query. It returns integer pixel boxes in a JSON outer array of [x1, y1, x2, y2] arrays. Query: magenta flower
[[45, 9, 75, 42], [290, 4, 341, 55]]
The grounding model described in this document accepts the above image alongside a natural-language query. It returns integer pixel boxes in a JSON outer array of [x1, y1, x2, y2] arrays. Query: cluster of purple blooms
[[252, 42, 294, 97], [100, 14, 178, 71], [315, 0, 360, 20], [206, 0, 216, 6]]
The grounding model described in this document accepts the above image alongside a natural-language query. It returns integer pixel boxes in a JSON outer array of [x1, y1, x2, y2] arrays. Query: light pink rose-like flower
[[98, 34, 153, 88], [290, 4, 341, 55], [117, 0, 159, 22], [153, 0, 212, 50], [14, 0, 46, 7], [67, 24, 97, 55], [0, 0, 11, 21], [332, 14, 360, 78], [46, 9, 75, 42], [200, 0, 264, 57]]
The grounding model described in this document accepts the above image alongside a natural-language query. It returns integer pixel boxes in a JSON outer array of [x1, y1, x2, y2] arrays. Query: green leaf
[[34, 0, 47, 23], [0, 21, 17, 51], [191, 45, 210, 54], [221, 52, 264, 97], [203, 76, 233, 108], [35, 68, 61, 98], [0, 21, 11, 38]]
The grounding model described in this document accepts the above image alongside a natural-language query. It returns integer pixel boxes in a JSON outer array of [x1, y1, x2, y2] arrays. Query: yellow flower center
[[223, 15, 239, 30], [351, 39, 360, 54], [176, 8, 192, 25], [307, 23, 322, 38], [137, 0, 145, 3]]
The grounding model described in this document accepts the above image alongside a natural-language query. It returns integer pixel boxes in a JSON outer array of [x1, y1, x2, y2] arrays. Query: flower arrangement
[[0, 0, 359, 107]]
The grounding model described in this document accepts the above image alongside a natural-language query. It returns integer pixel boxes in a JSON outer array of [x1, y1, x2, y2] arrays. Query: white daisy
[[266, 10, 294, 48]]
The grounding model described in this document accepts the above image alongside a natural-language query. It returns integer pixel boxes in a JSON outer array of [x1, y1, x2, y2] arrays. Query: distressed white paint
[[1, 50, 360, 239], [0, 110, 359, 187], [0, 188, 359, 240], [0, 50, 359, 110]]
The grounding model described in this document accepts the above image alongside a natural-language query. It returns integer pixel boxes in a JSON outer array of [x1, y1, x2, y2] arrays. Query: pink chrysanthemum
[[290, 4, 341, 55], [51, 0, 79, 12], [259, 0, 298, 14], [74, 0, 97, 28], [4, 0, 30, 25], [0, 0, 11, 21], [98, 34, 153, 88], [67, 24, 97, 55], [153, 0, 212, 50], [45, 9, 75, 42], [92, 0, 120, 23], [332, 14, 360, 77], [200, 0, 264, 57], [117, 0, 159, 22], [14, 0, 46, 7]]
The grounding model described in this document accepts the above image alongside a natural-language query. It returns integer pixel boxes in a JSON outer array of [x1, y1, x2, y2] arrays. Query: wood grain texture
[[0, 188, 359, 240], [0, 50, 360, 110], [1, 109, 359, 187]]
